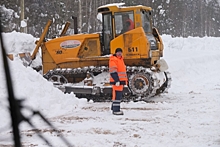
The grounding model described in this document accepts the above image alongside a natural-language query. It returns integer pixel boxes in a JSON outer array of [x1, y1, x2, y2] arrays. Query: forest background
[[1, 0, 220, 38]]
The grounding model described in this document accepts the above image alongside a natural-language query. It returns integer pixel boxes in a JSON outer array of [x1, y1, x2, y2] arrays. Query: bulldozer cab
[[99, 3, 154, 56], [102, 11, 135, 55]]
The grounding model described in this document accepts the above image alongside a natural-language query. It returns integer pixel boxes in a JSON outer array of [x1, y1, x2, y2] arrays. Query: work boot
[[113, 111, 124, 115]]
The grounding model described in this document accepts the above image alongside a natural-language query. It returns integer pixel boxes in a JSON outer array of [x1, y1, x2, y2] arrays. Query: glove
[[115, 81, 120, 86]]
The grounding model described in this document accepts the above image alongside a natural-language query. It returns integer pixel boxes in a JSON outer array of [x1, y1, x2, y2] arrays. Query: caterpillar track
[[44, 66, 171, 102]]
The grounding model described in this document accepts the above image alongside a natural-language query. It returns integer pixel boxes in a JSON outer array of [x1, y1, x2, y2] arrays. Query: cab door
[[102, 13, 113, 55]]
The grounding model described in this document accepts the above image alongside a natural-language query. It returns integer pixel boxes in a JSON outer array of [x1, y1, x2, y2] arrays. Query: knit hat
[[115, 48, 123, 53]]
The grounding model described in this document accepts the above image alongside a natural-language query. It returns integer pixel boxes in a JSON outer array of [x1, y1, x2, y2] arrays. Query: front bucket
[[7, 52, 32, 66]]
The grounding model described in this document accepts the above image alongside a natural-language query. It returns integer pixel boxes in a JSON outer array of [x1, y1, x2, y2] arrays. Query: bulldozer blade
[[19, 52, 32, 66], [7, 54, 14, 60], [7, 53, 32, 66], [64, 85, 131, 97]]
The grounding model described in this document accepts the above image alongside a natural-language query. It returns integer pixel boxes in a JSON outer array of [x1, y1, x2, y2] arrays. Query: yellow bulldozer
[[19, 3, 171, 102]]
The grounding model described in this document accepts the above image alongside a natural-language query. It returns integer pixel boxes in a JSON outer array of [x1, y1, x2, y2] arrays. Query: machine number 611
[[128, 47, 138, 52]]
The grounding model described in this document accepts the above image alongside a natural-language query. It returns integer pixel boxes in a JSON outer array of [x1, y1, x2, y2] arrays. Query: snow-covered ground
[[0, 32, 220, 147]]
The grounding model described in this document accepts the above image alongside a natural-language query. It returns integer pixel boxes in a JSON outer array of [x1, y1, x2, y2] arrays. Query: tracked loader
[[20, 3, 171, 102]]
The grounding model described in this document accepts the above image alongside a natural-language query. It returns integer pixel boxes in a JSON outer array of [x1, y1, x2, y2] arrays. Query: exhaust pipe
[[72, 16, 78, 34]]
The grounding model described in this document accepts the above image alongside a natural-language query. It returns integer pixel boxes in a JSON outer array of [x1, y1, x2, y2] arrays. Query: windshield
[[141, 10, 151, 33], [114, 11, 134, 35]]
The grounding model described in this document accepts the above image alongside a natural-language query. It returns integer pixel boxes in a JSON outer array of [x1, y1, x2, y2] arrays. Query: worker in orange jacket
[[109, 48, 127, 115]]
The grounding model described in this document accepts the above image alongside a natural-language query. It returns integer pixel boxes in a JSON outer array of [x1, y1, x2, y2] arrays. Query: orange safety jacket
[[109, 55, 127, 85], [127, 19, 134, 30]]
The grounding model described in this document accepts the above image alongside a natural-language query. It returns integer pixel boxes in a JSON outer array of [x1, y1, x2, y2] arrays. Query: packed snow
[[0, 32, 220, 147]]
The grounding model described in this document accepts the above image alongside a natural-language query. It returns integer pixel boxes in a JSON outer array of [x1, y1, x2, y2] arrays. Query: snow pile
[[0, 58, 79, 116], [163, 35, 220, 93], [2, 31, 42, 68], [0, 32, 80, 131], [2, 31, 36, 54]]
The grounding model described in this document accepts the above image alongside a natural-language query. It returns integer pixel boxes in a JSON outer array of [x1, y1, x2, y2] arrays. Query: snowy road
[[19, 91, 220, 147]]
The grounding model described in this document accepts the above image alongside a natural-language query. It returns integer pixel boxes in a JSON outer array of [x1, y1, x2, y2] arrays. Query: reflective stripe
[[112, 103, 120, 106], [118, 75, 127, 78], [109, 67, 117, 69], [113, 100, 121, 103], [118, 72, 127, 79], [118, 72, 126, 74], [109, 67, 117, 71], [118, 73, 127, 75], [109, 69, 126, 75], [118, 74, 127, 80], [110, 70, 117, 73]]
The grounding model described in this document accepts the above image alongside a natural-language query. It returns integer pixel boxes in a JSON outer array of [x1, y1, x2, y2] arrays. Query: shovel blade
[[7, 52, 32, 66]]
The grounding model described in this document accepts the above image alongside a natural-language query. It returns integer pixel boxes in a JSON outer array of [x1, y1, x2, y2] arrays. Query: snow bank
[[2, 31, 36, 54], [0, 32, 80, 131], [162, 35, 220, 93]]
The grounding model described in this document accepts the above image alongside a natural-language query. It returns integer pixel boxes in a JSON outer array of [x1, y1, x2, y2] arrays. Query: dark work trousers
[[111, 85, 123, 112]]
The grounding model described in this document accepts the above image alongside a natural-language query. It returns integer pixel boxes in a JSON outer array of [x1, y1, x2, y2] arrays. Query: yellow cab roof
[[97, 3, 152, 13]]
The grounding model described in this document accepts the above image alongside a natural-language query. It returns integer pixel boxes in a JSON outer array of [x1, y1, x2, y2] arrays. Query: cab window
[[141, 10, 151, 33], [114, 11, 134, 36]]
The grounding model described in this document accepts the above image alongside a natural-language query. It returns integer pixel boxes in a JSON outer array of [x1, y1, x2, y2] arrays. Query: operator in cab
[[121, 14, 134, 33], [109, 48, 128, 115]]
